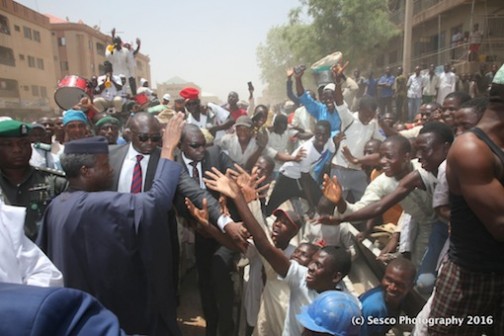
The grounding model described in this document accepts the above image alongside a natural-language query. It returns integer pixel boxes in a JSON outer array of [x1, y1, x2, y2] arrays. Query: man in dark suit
[[37, 113, 185, 335], [108, 113, 248, 314], [0, 283, 124, 336], [177, 124, 240, 336]]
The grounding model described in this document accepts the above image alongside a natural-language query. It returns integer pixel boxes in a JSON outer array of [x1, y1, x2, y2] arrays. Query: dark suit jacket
[[109, 144, 227, 225], [0, 283, 124, 336]]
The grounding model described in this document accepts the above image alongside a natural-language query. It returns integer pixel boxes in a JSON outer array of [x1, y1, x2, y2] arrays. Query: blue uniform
[[0, 283, 124, 336], [37, 159, 182, 336]]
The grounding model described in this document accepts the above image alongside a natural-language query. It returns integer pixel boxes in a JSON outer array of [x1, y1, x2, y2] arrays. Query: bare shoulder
[[448, 132, 494, 171], [447, 132, 496, 192]]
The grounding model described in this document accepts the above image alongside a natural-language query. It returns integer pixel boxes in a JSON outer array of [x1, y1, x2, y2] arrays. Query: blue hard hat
[[296, 290, 361, 336]]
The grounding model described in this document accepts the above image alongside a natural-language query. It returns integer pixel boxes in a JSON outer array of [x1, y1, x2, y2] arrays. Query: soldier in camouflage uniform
[[0, 119, 68, 241]]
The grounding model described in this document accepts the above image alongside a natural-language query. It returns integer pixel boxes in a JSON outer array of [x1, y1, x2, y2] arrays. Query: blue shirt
[[299, 91, 341, 137], [377, 75, 395, 97], [366, 78, 378, 97], [359, 287, 397, 336]]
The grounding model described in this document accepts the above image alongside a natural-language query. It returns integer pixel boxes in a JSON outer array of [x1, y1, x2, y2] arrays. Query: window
[[31, 85, 39, 96], [40, 86, 47, 98], [0, 46, 15, 66], [60, 61, 69, 71], [0, 14, 10, 35], [14, 25, 20, 32], [19, 54, 24, 60], [33, 30, 41, 42], [96, 42, 105, 56], [58, 37, 66, 46], [0, 78, 20, 98], [27, 55, 35, 68], [23, 26, 32, 39], [36, 58, 44, 70]]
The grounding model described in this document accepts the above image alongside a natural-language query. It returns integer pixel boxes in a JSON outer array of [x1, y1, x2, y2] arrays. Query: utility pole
[[402, 0, 413, 74]]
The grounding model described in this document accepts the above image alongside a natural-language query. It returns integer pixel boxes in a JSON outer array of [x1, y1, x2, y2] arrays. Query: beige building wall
[[0, 0, 58, 112]]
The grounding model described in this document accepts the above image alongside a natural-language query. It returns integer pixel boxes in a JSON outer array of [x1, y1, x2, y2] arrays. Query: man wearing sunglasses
[[177, 123, 239, 336], [109, 113, 249, 306]]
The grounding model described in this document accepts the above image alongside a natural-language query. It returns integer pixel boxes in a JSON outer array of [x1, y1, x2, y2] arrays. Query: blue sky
[[17, 0, 300, 101]]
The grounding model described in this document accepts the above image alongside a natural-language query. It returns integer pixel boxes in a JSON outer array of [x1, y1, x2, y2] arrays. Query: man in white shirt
[[266, 120, 335, 216], [422, 64, 440, 104], [330, 96, 384, 202], [407, 66, 425, 121], [93, 61, 124, 113], [219, 116, 268, 170], [437, 64, 457, 104]]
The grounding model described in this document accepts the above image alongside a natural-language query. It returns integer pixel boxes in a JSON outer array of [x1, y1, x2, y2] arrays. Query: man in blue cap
[[37, 112, 186, 336], [62, 109, 89, 142], [0, 119, 67, 241]]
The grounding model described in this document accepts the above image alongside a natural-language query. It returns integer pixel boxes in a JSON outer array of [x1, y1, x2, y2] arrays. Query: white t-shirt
[[332, 112, 384, 169], [219, 134, 259, 167], [97, 74, 122, 101], [280, 137, 335, 179], [281, 260, 318, 336]]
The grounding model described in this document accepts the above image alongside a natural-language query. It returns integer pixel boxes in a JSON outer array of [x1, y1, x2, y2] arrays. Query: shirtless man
[[427, 65, 504, 335]]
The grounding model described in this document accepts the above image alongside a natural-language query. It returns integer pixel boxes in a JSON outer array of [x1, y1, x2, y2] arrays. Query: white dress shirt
[[182, 153, 204, 189], [118, 143, 150, 193]]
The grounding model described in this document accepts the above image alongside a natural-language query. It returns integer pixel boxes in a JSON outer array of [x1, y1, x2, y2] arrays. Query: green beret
[[95, 116, 120, 129], [0, 120, 31, 137]]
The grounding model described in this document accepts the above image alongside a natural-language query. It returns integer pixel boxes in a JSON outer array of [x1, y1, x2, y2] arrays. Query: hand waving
[[322, 174, 343, 205]]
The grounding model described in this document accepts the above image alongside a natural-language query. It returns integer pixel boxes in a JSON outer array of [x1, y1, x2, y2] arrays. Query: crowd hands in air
[[1, 29, 503, 336]]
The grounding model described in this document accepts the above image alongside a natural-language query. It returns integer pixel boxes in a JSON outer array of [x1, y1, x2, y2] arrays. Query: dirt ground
[[177, 267, 206, 336]]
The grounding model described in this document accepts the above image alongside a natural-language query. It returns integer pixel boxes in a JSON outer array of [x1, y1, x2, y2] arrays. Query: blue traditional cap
[[296, 290, 362, 336], [63, 110, 88, 126], [64, 136, 109, 154], [95, 116, 120, 129], [0, 119, 31, 137]]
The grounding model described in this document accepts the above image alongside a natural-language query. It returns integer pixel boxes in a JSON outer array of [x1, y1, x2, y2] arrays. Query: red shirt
[[230, 107, 247, 121]]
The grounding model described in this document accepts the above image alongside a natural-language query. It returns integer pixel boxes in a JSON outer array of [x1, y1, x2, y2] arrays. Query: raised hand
[[162, 112, 185, 155], [218, 195, 230, 217], [223, 221, 249, 253], [322, 174, 342, 205], [204, 167, 239, 199], [185, 197, 209, 227]]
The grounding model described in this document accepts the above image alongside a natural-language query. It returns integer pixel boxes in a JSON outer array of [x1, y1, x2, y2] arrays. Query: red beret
[[179, 87, 200, 100]]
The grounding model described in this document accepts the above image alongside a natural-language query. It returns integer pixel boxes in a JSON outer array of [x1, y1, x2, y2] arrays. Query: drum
[[54, 75, 91, 110]]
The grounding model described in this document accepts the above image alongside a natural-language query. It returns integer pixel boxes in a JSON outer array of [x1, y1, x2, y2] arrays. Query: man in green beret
[[94, 116, 121, 144], [0, 119, 68, 241]]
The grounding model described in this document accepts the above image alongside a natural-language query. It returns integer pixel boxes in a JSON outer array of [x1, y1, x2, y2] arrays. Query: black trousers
[[195, 235, 237, 336], [265, 173, 322, 216]]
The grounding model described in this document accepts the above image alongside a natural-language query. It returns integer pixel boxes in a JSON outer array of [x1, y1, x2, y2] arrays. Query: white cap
[[324, 83, 336, 91], [140, 78, 148, 86], [162, 93, 171, 101]]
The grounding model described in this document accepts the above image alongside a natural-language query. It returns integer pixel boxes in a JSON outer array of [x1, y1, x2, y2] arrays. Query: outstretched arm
[[204, 168, 292, 277]]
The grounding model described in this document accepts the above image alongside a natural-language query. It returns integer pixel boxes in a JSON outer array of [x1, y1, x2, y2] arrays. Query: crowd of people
[[0, 49, 503, 336]]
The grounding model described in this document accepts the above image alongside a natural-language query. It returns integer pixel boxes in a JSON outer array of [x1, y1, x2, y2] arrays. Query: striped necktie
[[130, 154, 144, 193], [190, 161, 200, 187]]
